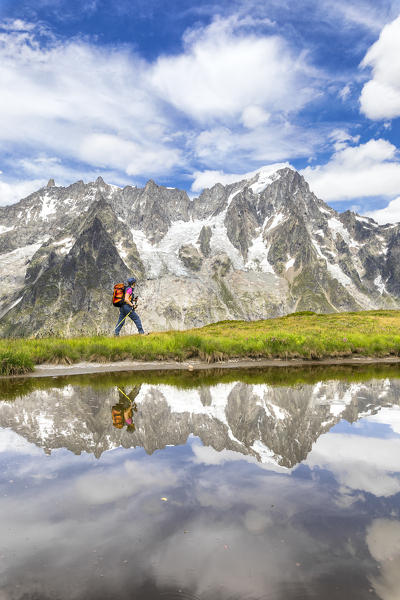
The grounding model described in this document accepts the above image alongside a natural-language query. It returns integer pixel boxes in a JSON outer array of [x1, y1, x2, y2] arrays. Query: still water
[[0, 366, 400, 600]]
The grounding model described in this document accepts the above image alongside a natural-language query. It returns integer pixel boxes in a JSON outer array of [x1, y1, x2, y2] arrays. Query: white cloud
[[366, 197, 400, 224], [78, 133, 181, 176], [75, 459, 177, 505], [0, 16, 327, 204], [360, 15, 400, 120], [191, 161, 292, 193], [0, 23, 180, 184], [306, 431, 400, 497], [329, 128, 360, 151], [301, 139, 400, 201], [366, 519, 400, 600], [241, 105, 270, 129], [0, 174, 45, 206], [325, 0, 395, 32], [338, 84, 351, 101], [0, 429, 42, 455], [193, 121, 319, 171], [149, 15, 318, 123]]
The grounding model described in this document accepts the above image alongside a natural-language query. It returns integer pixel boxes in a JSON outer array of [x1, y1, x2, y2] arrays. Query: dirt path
[[11, 355, 400, 378]]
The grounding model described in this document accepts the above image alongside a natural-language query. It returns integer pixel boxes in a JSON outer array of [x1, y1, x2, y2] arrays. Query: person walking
[[114, 277, 145, 336]]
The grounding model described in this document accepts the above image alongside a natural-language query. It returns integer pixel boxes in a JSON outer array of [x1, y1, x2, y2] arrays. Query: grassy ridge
[[1, 310, 400, 376]]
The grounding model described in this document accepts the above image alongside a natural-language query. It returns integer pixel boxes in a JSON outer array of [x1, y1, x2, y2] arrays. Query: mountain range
[[1, 378, 397, 466], [0, 167, 398, 336]]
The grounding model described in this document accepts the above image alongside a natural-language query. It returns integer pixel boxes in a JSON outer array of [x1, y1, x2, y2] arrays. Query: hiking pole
[[117, 387, 138, 412], [116, 308, 134, 329], [117, 387, 131, 402]]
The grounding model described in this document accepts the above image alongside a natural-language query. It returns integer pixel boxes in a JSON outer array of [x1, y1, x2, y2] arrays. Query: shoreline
[[5, 355, 400, 379]]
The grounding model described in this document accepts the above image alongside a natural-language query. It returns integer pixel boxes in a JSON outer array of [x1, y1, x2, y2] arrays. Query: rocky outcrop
[[178, 244, 203, 271], [225, 190, 260, 259], [197, 225, 212, 257]]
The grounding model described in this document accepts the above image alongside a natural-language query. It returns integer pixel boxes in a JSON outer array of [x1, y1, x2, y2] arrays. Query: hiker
[[114, 277, 145, 336], [111, 386, 139, 433]]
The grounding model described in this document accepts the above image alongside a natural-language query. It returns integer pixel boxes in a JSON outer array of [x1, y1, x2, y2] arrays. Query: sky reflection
[[0, 375, 399, 599]]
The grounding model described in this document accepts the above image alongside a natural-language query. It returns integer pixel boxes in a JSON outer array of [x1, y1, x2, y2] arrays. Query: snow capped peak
[[249, 169, 282, 194], [191, 163, 294, 195], [247, 163, 294, 194]]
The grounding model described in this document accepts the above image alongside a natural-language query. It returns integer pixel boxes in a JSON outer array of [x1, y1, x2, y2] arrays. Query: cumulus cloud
[[366, 197, 400, 224], [0, 15, 328, 204], [0, 173, 45, 205], [306, 432, 400, 497], [0, 22, 180, 184], [149, 15, 317, 123], [360, 15, 400, 120], [301, 139, 400, 201], [193, 121, 319, 173]]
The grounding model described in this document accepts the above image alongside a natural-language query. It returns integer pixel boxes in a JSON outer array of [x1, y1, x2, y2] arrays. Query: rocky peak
[[46, 178, 55, 188], [144, 179, 158, 191], [95, 176, 106, 187], [191, 182, 230, 220]]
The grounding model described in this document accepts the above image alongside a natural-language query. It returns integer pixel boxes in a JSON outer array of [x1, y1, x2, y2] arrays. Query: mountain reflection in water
[[0, 367, 399, 600]]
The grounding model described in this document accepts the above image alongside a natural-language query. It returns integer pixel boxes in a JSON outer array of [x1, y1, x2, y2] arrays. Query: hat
[[127, 277, 136, 285]]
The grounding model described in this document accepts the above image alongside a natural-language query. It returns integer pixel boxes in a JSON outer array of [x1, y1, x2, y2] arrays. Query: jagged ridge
[[0, 167, 399, 336]]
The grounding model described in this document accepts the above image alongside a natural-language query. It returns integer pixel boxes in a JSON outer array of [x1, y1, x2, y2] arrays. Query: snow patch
[[4, 296, 23, 313], [311, 238, 327, 260], [326, 262, 352, 287], [328, 217, 359, 249], [374, 274, 387, 295], [53, 237, 74, 254], [144, 383, 244, 445], [319, 206, 332, 215], [251, 440, 281, 466], [39, 193, 57, 221], [0, 242, 44, 262], [286, 257, 295, 270], [36, 414, 55, 440], [249, 167, 282, 194], [132, 210, 245, 278], [246, 235, 275, 274], [0, 225, 14, 235], [376, 236, 388, 255], [356, 215, 377, 226], [116, 242, 128, 260], [328, 383, 364, 417], [265, 212, 285, 231]]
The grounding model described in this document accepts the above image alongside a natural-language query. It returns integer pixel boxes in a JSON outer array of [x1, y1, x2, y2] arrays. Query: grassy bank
[[2, 310, 400, 376], [2, 363, 400, 402]]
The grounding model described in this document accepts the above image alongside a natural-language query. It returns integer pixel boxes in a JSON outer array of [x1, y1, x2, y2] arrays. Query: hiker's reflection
[[111, 386, 140, 432]]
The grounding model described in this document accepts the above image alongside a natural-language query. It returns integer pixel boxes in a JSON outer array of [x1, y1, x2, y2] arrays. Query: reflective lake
[[1, 365, 400, 600]]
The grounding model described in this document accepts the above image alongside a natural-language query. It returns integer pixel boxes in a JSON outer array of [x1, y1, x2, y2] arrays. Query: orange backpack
[[112, 283, 125, 307], [112, 406, 124, 428]]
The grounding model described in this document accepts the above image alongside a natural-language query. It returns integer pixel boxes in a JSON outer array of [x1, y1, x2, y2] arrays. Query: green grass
[[2, 309, 400, 376]]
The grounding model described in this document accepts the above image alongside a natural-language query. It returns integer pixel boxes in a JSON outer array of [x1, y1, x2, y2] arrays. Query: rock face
[[178, 244, 202, 271], [0, 166, 399, 336]]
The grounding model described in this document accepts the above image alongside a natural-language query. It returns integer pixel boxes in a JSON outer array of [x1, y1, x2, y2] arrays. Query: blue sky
[[1, 0, 400, 221]]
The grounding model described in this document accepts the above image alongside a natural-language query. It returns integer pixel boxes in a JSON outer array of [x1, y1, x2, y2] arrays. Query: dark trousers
[[115, 304, 144, 335]]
